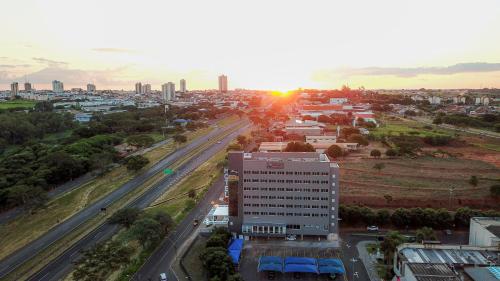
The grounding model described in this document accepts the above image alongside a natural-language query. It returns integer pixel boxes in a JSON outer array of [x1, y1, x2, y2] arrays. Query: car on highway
[[367, 225, 379, 232], [285, 234, 297, 241], [159, 272, 167, 281]]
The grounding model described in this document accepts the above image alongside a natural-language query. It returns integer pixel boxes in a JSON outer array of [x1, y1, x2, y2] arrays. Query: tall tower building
[[218, 74, 228, 93], [135, 82, 142, 94], [87, 83, 96, 93], [142, 84, 151, 94], [52, 80, 64, 93], [10, 82, 19, 98], [24, 82, 32, 92], [180, 79, 186, 93], [161, 82, 176, 101]]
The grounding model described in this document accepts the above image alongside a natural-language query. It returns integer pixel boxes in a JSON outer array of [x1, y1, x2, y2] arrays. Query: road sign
[[163, 168, 173, 175]]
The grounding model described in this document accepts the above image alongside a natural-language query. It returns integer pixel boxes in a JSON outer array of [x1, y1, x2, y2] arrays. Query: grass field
[[0, 99, 36, 110], [180, 236, 208, 281], [339, 156, 500, 208], [371, 117, 452, 138]]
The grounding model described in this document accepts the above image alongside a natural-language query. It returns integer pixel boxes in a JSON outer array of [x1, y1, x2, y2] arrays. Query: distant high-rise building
[[142, 84, 151, 94], [10, 82, 19, 98], [180, 79, 186, 93], [24, 82, 32, 92], [135, 82, 142, 94], [218, 74, 228, 93], [52, 80, 64, 93], [161, 82, 176, 101], [87, 83, 96, 93]]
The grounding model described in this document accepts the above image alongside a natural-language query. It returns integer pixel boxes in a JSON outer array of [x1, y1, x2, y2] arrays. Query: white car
[[367, 225, 379, 232], [285, 235, 297, 241], [159, 273, 167, 281]]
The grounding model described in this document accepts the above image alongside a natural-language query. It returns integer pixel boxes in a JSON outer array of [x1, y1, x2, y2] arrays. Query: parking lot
[[239, 239, 347, 281]]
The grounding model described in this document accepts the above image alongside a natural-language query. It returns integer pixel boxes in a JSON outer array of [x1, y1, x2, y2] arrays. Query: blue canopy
[[284, 263, 319, 274], [227, 239, 244, 264], [317, 258, 343, 267], [318, 265, 345, 274], [284, 257, 317, 265], [258, 256, 283, 272]]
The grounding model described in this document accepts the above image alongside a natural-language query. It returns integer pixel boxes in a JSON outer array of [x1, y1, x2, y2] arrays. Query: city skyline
[[1, 0, 500, 91]]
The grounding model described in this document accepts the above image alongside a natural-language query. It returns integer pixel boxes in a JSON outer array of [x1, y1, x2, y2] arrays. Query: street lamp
[[449, 186, 455, 209]]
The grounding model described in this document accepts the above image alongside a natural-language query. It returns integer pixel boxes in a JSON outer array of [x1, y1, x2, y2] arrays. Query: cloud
[[0, 64, 32, 68], [0, 65, 131, 87], [91, 48, 138, 54], [314, 62, 500, 80], [32, 57, 68, 67]]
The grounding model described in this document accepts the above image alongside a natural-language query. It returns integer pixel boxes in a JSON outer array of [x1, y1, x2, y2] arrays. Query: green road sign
[[163, 168, 173, 175]]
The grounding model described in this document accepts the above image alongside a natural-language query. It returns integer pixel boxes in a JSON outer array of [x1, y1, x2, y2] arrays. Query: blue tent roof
[[228, 239, 243, 251], [318, 265, 345, 274], [227, 239, 243, 264], [258, 256, 283, 272], [284, 263, 319, 274], [317, 258, 343, 267], [284, 257, 317, 265]]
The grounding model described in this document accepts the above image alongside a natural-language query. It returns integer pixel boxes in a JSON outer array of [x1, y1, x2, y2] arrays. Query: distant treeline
[[339, 205, 500, 228]]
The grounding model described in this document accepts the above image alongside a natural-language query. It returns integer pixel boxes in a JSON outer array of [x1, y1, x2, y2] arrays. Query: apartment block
[[228, 152, 339, 240]]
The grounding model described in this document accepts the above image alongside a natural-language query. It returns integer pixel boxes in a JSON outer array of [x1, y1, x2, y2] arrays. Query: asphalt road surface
[[0, 120, 247, 280], [25, 122, 249, 281], [133, 176, 226, 281]]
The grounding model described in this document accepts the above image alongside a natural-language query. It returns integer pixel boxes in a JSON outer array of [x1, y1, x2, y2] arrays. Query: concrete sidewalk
[[356, 241, 381, 281]]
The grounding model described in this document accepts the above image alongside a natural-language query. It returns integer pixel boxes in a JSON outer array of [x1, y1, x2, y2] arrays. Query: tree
[[348, 134, 369, 146], [188, 189, 196, 198], [126, 134, 155, 148], [90, 151, 114, 174], [226, 143, 242, 151], [126, 155, 149, 171], [108, 208, 141, 228], [173, 134, 187, 145], [200, 247, 234, 279], [236, 135, 247, 146], [380, 231, 405, 264], [376, 209, 391, 225], [490, 184, 500, 197], [154, 211, 175, 233], [469, 175, 478, 187], [373, 163, 385, 173], [284, 141, 315, 152], [34, 101, 54, 112], [415, 227, 437, 243], [326, 145, 343, 158], [370, 149, 381, 158], [131, 217, 164, 247]]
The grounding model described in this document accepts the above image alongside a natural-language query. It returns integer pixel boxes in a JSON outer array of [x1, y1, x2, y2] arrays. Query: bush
[[423, 135, 452, 146], [491, 184, 500, 197], [284, 141, 315, 152], [370, 149, 381, 158], [126, 155, 150, 171], [385, 149, 397, 157]]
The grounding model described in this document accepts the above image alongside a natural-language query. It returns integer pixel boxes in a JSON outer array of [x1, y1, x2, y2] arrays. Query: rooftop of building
[[241, 152, 331, 163], [464, 266, 500, 281], [406, 263, 462, 281], [472, 217, 500, 237], [398, 243, 499, 266]]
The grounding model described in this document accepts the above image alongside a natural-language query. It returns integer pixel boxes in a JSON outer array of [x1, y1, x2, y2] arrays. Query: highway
[[134, 176, 226, 281], [0, 120, 247, 280], [25, 121, 249, 281]]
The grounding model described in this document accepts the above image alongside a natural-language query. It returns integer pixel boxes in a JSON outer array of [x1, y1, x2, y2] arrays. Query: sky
[[1, 0, 500, 91]]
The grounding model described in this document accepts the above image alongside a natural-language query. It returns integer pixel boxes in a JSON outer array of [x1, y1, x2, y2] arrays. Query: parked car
[[367, 225, 379, 232], [159, 272, 167, 281], [193, 219, 199, 227], [285, 234, 297, 241], [444, 229, 452, 235]]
